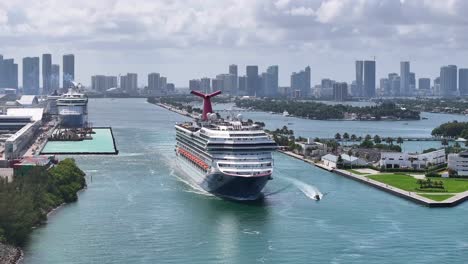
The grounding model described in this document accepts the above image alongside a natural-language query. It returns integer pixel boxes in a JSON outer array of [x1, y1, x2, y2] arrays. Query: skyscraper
[[229, 64, 238, 94], [23, 57, 40, 95], [200, 77, 211, 93], [42, 53, 52, 95], [363, 60, 376, 98], [290, 66, 311, 98], [127, 73, 138, 94], [148, 73, 161, 93], [189, 79, 201, 91], [355, 61, 364, 97], [418, 78, 430, 90], [380, 78, 390, 96], [459, 69, 468, 96], [333, 82, 348, 101], [246, 65, 259, 96], [266, 65, 279, 97], [238, 76, 247, 95], [0, 57, 18, 89], [400, 61, 410, 96], [63, 54, 75, 90], [91, 75, 117, 92], [440, 65, 457, 97], [388, 73, 400, 97], [51, 64, 60, 91]]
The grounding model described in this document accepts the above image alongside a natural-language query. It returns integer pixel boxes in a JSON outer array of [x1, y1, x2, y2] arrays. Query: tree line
[[0, 159, 86, 246]]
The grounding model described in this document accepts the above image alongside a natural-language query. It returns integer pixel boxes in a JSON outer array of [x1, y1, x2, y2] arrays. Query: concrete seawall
[[278, 150, 468, 207]]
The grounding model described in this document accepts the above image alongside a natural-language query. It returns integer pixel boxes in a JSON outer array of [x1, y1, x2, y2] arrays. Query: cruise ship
[[56, 82, 88, 128], [175, 90, 277, 200]]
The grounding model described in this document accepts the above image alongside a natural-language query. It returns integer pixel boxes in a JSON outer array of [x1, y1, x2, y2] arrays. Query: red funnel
[[191, 90, 222, 121]]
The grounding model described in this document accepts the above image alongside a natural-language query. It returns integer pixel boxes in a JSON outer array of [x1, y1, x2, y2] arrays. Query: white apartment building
[[379, 149, 446, 169], [448, 152, 468, 176]]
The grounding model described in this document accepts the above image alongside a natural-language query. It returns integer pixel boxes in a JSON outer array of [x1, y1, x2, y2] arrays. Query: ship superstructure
[[175, 90, 277, 200], [56, 82, 88, 128]]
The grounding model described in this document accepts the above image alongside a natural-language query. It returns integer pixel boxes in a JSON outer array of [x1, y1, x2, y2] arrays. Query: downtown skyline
[[0, 0, 468, 87]]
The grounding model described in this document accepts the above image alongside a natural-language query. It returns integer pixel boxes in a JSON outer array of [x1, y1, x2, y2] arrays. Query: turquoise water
[[41, 128, 117, 154], [23, 99, 468, 264]]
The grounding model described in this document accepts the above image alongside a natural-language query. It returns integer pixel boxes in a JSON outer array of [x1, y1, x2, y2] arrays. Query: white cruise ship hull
[[176, 151, 270, 200]]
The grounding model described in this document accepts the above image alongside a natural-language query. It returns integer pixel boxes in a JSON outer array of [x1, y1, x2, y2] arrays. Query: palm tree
[[335, 133, 342, 141], [397, 137, 404, 146], [386, 137, 394, 145], [373, 135, 381, 144], [365, 134, 372, 141], [351, 134, 357, 142], [441, 138, 449, 148], [343, 132, 350, 141]]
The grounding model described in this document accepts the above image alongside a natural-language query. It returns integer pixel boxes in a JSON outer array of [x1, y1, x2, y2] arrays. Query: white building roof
[[16, 95, 38, 106], [7, 108, 44, 121]]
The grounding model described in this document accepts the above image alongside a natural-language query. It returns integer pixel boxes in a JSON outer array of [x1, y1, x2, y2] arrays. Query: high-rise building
[[400, 61, 410, 96], [127, 73, 138, 94], [229, 64, 238, 94], [189, 79, 201, 91], [333, 82, 348, 101], [238, 76, 247, 95], [216, 74, 236, 94], [363, 60, 376, 98], [42, 54, 52, 95], [266, 65, 279, 97], [409, 72, 416, 91], [159, 76, 167, 91], [212, 78, 224, 92], [440, 65, 457, 97], [418, 78, 430, 90], [246, 65, 259, 96], [201, 77, 211, 93], [51, 64, 60, 91], [0, 57, 18, 89], [63, 54, 75, 90], [459, 69, 468, 96], [290, 66, 311, 98], [23, 57, 40, 95], [91, 75, 117, 92], [388, 73, 399, 96], [148, 73, 161, 93], [355, 61, 364, 97], [380, 78, 390, 96], [120, 73, 137, 94]]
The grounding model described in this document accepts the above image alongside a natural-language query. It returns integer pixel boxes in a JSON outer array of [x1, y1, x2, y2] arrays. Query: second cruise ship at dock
[[175, 90, 277, 200]]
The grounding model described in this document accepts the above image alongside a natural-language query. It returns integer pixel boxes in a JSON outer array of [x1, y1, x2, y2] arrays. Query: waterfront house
[[379, 149, 446, 170], [321, 154, 367, 169], [448, 151, 468, 176]]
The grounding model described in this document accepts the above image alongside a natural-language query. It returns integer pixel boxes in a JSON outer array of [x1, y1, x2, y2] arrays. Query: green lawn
[[418, 194, 455, 201], [346, 169, 368, 175], [367, 173, 468, 193]]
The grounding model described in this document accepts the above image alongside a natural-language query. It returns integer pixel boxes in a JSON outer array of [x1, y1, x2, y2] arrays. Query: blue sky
[[1, 0, 468, 87]]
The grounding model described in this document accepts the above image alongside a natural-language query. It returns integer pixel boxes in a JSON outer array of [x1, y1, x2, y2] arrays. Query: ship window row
[[177, 140, 210, 158], [176, 136, 207, 151], [218, 163, 272, 168], [228, 133, 266, 137], [223, 170, 271, 176]]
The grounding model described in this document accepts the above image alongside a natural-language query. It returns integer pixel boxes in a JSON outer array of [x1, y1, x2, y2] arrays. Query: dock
[[41, 127, 119, 155], [278, 150, 468, 207]]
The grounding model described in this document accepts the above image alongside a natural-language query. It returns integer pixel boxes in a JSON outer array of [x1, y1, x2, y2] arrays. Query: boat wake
[[168, 165, 214, 198], [282, 176, 323, 201]]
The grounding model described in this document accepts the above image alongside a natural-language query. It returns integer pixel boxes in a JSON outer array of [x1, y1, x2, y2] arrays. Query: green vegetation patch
[[346, 169, 368, 175], [418, 194, 455, 201], [368, 173, 468, 193], [0, 158, 86, 246]]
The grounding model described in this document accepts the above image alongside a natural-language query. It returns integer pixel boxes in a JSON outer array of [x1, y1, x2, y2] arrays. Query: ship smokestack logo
[[190, 90, 222, 121]]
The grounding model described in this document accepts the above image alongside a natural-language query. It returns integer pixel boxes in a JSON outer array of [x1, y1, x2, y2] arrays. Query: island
[[235, 99, 420, 120]]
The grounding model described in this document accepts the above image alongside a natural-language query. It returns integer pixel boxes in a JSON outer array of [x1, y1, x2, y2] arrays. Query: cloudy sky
[[1, 0, 467, 87]]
